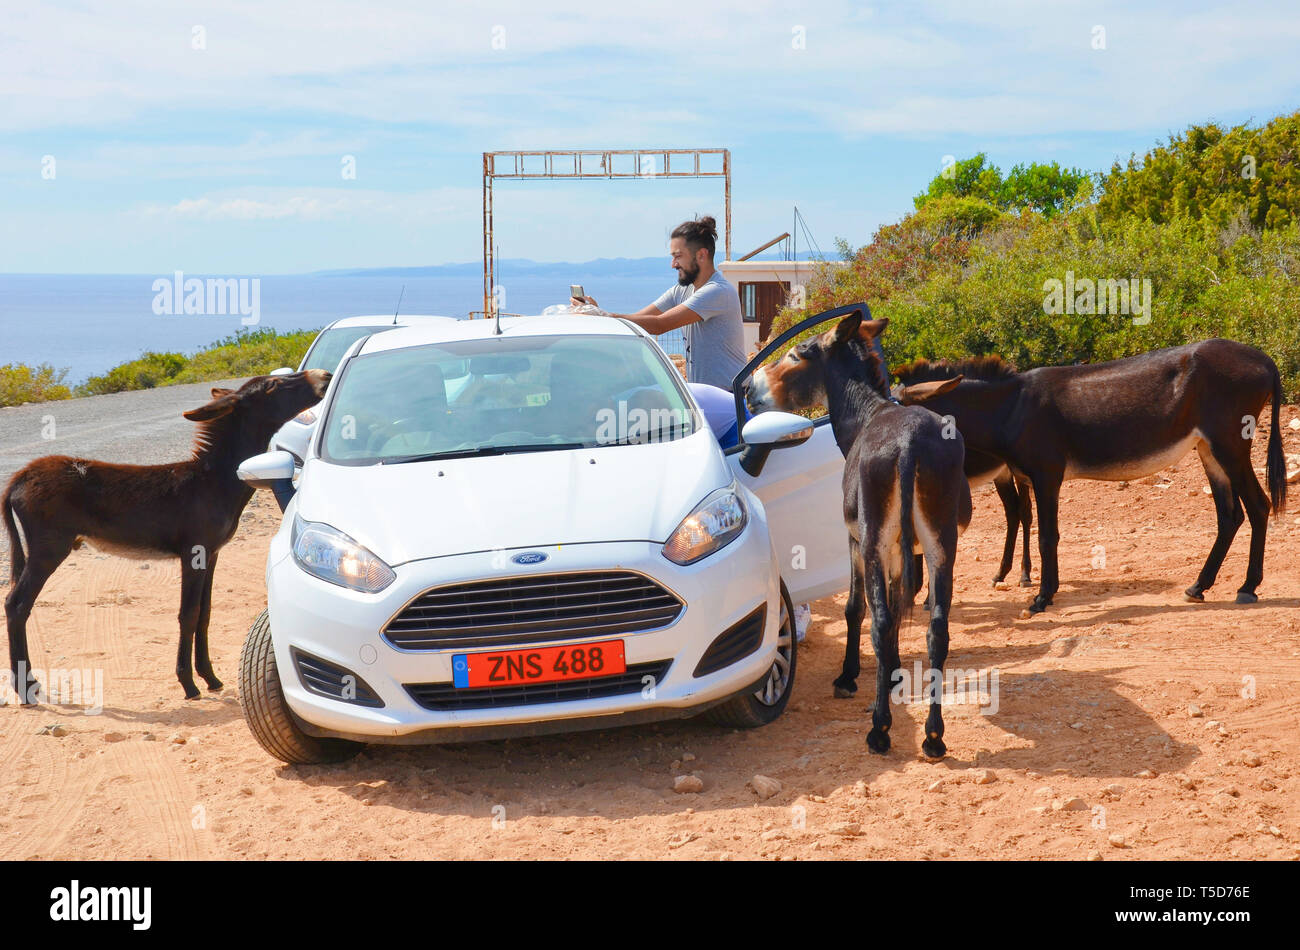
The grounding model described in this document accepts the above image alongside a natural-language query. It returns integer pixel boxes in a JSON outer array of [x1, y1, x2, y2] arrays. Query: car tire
[[700, 581, 797, 729], [239, 609, 364, 765]]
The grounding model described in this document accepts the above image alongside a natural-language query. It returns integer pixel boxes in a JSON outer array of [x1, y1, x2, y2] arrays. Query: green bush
[[76, 328, 319, 397], [0, 363, 73, 407]]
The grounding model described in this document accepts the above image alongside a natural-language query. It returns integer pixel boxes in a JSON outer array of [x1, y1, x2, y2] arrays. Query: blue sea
[[0, 272, 681, 384]]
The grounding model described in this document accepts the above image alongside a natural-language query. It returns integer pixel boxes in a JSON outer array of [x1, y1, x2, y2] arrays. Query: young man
[[572, 215, 748, 393]]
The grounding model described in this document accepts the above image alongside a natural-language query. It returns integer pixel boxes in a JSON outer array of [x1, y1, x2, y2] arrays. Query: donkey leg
[[1027, 474, 1063, 613], [921, 555, 954, 760], [194, 551, 223, 691], [1186, 444, 1243, 601], [864, 563, 896, 755], [834, 540, 864, 698], [992, 474, 1019, 585], [175, 562, 205, 699], [5, 539, 74, 704], [1017, 477, 1034, 586], [1234, 466, 1270, 604]]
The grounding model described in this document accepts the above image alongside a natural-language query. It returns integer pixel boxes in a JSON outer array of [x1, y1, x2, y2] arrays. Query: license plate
[[452, 640, 626, 689]]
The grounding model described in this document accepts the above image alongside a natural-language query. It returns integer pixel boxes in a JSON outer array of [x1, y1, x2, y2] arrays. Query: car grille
[[382, 570, 684, 651], [693, 604, 767, 677], [404, 660, 673, 711], [291, 649, 384, 708]]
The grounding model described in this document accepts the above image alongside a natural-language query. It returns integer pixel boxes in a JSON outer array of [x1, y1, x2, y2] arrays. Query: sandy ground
[[3, 411, 1299, 861]]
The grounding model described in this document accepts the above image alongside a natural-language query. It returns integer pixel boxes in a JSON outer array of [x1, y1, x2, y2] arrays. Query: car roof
[[324, 314, 460, 329], [357, 314, 641, 355]]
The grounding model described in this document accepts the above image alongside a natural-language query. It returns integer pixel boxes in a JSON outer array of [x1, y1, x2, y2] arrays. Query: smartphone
[[570, 284, 585, 301]]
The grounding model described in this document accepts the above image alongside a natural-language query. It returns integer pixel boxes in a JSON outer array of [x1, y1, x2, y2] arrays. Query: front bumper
[[265, 526, 781, 742]]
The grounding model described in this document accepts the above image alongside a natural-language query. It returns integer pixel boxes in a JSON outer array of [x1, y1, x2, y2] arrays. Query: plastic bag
[[541, 302, 605, 316]]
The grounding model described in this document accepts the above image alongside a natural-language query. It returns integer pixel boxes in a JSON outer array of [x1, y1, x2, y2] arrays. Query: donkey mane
[[190, 414, 238, 459], [892, 355, 1018, 384]]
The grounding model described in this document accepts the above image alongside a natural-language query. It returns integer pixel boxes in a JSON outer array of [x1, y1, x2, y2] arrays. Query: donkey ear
[[210, 387, 234, 399], [859, 317, 889, 339], [184, 391, 240, 422], [831, 309, 864, 346], [898, 374, 964, 405]]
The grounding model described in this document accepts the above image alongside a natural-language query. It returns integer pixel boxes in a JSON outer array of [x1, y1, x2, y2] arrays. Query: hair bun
[[697, 215, 717, 234]]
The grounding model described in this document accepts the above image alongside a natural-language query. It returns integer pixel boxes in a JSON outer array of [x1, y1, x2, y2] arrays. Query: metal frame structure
[[481, 148, 731, 318]]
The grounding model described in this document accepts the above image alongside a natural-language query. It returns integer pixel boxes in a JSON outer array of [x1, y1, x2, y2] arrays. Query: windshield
[[320, 333, 698, 464], [301, 326, 393, 373]]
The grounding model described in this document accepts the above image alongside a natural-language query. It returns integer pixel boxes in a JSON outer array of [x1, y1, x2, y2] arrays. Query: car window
[[320, 334, 699, 464], [302, 326, 393, 373]]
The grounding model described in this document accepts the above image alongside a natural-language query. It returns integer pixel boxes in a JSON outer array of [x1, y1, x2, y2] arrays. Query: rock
[[1269, 826, 1283, 838], [673, 774, 703, 794], [828, 821, 862, 837], [1260, 779, 1277, 791], [1187, 703, 1203, 718], [1034, 785, 1055, 797], [1060, 796, 1088, 811], [972, 768, 997, 785], [749, 775, 782, 800], [102, 732, 126, 743], [926, 780, 944, 793], [854, 780, 870, 798], [759, 829, 785, 842], [141, 732, 157, 741], [1104, 783, 1125, 798], [1242, 752, 1262, 767], [1177, 775, 1197, 790], [1087, 849, 1103, 861], [681, 752, 696, 762], [1290, 417, 1300, 430], [239, 786, 254, 796], [668, 832, 701, 849], [38, 724, 68, 737], [1108, 834, 1127, 848], [1136, 769, 1157, 779], [168, 733, 186, 745]]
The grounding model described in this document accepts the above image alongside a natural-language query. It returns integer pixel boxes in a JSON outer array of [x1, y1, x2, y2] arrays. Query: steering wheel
[[367, 417, 425, 454]]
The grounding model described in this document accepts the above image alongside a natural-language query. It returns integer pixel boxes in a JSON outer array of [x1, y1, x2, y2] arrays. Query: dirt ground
[[3, 410, 1300, 861]]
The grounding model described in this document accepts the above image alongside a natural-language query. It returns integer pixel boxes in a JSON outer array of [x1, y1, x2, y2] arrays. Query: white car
[[268, 314, 462, 470], [236, 314, 850, 763]]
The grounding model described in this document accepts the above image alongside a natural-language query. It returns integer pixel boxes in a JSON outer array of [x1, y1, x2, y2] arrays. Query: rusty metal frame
[[481, 148, 731, 318]]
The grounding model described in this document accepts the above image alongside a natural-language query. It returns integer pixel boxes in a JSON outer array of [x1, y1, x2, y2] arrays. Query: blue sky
[[2, 0, 1299, 274]]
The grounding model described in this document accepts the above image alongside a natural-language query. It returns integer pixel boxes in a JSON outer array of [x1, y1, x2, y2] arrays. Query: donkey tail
[[1266, 363, 1287, 518], [2, 477, 25, 585], [894, 452, 920, 616]]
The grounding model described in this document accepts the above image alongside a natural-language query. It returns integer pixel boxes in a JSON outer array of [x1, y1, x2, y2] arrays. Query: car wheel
[[239, 609, 364, 765], [700, 581, 797, 729]]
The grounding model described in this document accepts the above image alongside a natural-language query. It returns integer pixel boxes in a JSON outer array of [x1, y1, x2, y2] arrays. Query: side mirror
[[736, 411, 815, 477], [237, 450, 297, 489], [741, 411, 814, 447], [269, 366, 295, 377]]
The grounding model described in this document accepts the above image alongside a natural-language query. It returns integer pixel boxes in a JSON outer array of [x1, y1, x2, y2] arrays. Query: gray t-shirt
[[652, 270, 748, 391]]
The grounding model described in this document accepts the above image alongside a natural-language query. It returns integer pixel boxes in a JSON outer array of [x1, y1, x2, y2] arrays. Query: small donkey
[[3, 370, 330, 702], [746, 312, 970, 757]]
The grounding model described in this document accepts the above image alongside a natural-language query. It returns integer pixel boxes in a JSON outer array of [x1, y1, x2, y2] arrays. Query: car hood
[[294, 428, 731, 565]]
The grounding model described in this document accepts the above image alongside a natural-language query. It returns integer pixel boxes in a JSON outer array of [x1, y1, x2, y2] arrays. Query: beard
[[676, 262, 699, 285]]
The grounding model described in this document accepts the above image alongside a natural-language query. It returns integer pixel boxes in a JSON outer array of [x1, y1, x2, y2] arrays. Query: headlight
[[292, 515, 395, 592], [293, 408, 317, 425], [662, 485, 747, 565]]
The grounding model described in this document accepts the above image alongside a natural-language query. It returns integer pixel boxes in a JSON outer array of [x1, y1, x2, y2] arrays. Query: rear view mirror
[[741, 411, 814, 447], [237, 450, 297, 489], [469, 355, 530, 376]]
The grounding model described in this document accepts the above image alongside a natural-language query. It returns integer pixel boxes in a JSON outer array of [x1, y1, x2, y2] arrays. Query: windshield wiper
[[607, 423, 694, 446], [381, 442, 587, 465]]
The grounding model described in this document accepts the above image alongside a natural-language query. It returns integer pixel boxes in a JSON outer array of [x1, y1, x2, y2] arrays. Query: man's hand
[[570, 294, 599, 309]]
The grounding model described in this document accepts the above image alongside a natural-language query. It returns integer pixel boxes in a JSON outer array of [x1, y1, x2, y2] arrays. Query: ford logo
[[511, 551, 548, 565]]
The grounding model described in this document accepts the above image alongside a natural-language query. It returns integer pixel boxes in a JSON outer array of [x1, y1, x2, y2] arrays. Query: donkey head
[[745, 310, 890, 415], [183, 370, 331, 455]]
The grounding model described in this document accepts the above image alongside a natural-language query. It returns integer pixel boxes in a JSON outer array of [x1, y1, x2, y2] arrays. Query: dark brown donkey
[[3, 371, 331, 702], [892, 341, 1288, 614], [747, 312, 971, 758]]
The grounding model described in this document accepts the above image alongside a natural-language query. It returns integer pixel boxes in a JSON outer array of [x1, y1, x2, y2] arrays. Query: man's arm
[[571, 294, 701, 333]]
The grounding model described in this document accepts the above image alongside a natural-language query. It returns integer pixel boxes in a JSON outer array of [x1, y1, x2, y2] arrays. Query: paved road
[[0, 379, 249, 560]]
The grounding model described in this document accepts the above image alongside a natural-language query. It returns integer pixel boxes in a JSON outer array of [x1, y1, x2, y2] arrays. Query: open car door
[[724, 303, 872, 605]]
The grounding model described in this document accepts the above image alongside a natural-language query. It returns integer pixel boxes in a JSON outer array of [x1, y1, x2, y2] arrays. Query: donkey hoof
[[1019, 575, 1034, 588], [1235, 591, 1259, 605], [865, 729, 890, 755], [203, 677, 224, 692], [921, 737, 947, 759], [990, 576, 1005, 588], [16, 678, 44, 705], [182, 686, 202, 701], [832, 680, 857, 699], [1183, 587, 1205, 603]]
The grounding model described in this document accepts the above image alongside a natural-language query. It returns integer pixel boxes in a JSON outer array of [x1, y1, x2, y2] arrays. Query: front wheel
[[700, 582, 797, 729], [239, 610, 364, 765]]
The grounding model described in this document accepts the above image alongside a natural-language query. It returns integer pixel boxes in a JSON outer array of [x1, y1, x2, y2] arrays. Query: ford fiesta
[[235, 314, 850, 763]]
